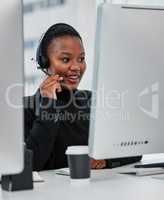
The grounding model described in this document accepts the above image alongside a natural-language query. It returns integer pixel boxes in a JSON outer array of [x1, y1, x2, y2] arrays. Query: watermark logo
[[4, 82, 160, 122], [138, 82, 159, 119], [5, 83, 23, 109]]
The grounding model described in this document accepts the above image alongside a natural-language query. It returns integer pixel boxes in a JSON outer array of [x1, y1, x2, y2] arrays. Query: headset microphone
[[38, 67, 52, 76], [31, 56, 51, 76]]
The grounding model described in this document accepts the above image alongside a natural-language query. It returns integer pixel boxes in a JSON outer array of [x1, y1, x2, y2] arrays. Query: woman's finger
[[41, 75, 62, 86], [41, 77, 63, 89], [91, 160, 100, 169], [95, 162, 106, 169], [90, 160, 96, 169], [91, 160, 106, 169], [41, 80, 57, 90], [54, 82, 62, 93]]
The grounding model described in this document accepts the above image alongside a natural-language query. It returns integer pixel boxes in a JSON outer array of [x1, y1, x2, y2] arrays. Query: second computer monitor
[[0, 0, 24, 175]]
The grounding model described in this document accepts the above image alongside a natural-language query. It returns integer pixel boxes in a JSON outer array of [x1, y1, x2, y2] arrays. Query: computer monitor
[[89, 3, 164, 160], [0, 0, 24, 175]]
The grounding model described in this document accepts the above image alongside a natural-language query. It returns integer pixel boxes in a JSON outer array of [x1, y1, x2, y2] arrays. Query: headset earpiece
[[36, 35, 49, 70]]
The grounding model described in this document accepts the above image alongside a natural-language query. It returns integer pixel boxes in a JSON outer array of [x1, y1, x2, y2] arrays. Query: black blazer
[[24, 89, 91, 171]]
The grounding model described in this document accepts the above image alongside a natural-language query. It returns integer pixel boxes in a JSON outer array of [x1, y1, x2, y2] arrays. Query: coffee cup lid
[[65, 146, 89, 155]]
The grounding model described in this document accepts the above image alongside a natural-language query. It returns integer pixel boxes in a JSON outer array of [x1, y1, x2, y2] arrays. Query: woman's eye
[[78, 57, 85, 63], [62, 57, 70, 63]]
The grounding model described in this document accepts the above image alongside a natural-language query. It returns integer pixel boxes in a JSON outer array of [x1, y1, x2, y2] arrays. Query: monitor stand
[[1, 148, 33, 191]]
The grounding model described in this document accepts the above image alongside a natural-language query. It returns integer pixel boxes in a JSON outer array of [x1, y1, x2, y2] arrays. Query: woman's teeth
[[69, 75, 79, 80], [67, 75, 80, 84]]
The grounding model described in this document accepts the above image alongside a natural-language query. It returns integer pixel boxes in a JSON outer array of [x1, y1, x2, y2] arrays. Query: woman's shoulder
[[24, 94, 37, 109], [75, 89, 92, 99], [23, 90, 40, 116]]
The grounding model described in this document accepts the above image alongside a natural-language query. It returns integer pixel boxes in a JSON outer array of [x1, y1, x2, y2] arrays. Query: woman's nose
[[70, 64, 80, 71]]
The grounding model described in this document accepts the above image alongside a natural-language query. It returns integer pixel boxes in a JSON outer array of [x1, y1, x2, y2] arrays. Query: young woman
[[24, 23, 106, 171]]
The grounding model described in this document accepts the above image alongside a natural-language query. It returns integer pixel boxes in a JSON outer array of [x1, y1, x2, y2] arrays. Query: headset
[[36, 33, 51, 76]]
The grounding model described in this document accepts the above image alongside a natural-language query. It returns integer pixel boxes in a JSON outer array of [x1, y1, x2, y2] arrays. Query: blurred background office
[[23, 0, 164, 96]]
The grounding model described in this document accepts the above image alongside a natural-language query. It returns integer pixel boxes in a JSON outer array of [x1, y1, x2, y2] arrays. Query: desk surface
[[0, 167, 164, 200]]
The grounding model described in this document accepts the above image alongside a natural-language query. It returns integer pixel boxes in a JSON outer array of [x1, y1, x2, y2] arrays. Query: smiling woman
[[47, 35, 86, 91], [24, 23, 106, 171]]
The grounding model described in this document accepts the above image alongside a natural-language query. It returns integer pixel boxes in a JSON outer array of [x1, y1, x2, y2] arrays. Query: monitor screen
[[0, 0, 24, 175], [89, 3, 164, 159]]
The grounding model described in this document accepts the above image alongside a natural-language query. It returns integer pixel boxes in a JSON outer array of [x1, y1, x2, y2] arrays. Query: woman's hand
[[40, 75, 63, 99], [91, 159, 106, 169]]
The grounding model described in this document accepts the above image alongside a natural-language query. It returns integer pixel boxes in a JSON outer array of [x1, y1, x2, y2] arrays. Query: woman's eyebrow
[[60, 52, 85, 56], [60, 52, 72, 56]]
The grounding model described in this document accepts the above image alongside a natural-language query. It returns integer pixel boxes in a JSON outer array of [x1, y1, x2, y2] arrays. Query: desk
[[0, 167, 164, 200]]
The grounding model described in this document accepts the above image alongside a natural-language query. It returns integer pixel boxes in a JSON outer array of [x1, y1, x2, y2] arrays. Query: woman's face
[[47, 36, 86, 90]]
